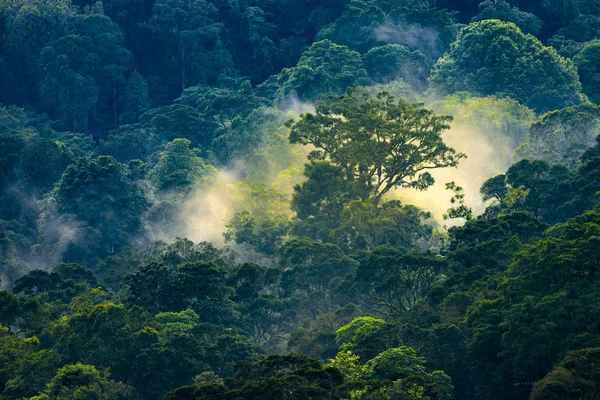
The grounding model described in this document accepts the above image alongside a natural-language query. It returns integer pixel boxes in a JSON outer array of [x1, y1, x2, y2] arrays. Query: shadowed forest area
[[2, 0, 600, 399]]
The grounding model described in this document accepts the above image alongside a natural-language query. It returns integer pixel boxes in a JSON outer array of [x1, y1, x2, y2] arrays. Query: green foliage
[[275, 40, 368, 102], [289, 90, 464, 205], [430, 93, 535, 151], [443, 182, 473, 221], [279, 238, 357, 320], [355, 246, 445, 317], [574, 41, 600, 104], [364, 346, 427, 381], [150, 138, 216, 194], [28, 363, 139, 400], [51, 156, 149, 253], [331, 200, 432, 250], [430, 20, 584, 112], [4, 3, 600, 400], [531, 348, 600, 400], [224, 211, 289, 256], [317, 0, 459, 61], [118, 71, 150, 125], [447, 210, 548, 272], [37, 13, 132, 132], [462, 207, 600, 399], [165, 354, 344, 400], [139, 104, 207, 147], [290, 161, 361, 240], [363, 44, 430, 90], [521, 103, 600, 168], [477, 149, 600, 224], [13, 263, 96, 302], [100, 124, 160, 164], [472, 0, 542, 35], [147, 0, 231, 96], [335, 316, 389, 356]]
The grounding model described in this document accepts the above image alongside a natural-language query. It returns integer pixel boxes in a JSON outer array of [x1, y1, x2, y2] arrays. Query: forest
[[2, 0, 600, 398]]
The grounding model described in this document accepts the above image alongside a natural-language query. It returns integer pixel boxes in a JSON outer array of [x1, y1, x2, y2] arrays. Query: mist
[[164, 100, 313, 249], [391, 124, 515, 224]]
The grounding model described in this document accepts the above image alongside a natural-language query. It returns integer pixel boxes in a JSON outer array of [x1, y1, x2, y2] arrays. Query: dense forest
[[2, 0, 600, 399]]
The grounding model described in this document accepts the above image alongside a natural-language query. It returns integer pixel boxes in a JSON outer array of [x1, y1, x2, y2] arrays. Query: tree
[[290, 161, 361, 240], [165, 354, 344, 400], [150, 138, 216, 194], [472, 0, 542, 35], [100, 124, 161, 164], [447, 211, 548, 271], [224, 211, 289, 256], [37, 13, 133, 132], [52, 156, 150, 253], [28, 363, 139, 400], [316, 0, 459, 61], [480, 174, 509, 206], [531, 348, 600, 400], [355, 346, 455, 400], [355, 246, 445, 317], [279, 238, 357, 320], [364, 346, 427, 381], [464, 208, 600, 400], [523, 103, 600, 168], [315, 0, 386, 53], [331, 200, 432, 250], [148, 0, 231, 96], [430, 20, 584, 112], [127, 262, 180, 313], [363, 44, 430, 90], [13, 264, 97, 303], [37, 38, 99, 132], [0, 324, 58, 398], [334, 316, 398, 361], [139, 104, 208, 147], [76, 13, 133, 129], [1, 0, 74, 101], [288, 90, 464, 205], [573, 41, 600, 105], [118, 70, 150, 124], [275, 40, 368, 102]]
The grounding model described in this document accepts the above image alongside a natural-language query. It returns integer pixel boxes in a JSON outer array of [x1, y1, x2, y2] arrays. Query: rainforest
[[1, 0, 600, 399]]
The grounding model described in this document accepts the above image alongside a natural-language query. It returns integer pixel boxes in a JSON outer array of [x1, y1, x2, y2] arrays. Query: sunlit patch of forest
[[2, 0, 600, 399]]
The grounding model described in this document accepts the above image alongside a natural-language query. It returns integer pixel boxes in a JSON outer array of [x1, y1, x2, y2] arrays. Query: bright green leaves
[[289, 90, 464, 205], [430, 20, 584, 113]]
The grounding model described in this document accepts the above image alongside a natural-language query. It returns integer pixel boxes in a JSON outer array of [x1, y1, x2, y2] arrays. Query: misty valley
[[1, 0, 600, 399]]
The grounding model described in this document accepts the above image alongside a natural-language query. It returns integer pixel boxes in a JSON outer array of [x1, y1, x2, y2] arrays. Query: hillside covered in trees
[[2, 0, 600, 399]]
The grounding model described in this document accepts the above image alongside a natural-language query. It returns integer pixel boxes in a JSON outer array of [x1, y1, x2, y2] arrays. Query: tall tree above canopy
[[288, 90, 465, 205], [429, 20, 584, 113]]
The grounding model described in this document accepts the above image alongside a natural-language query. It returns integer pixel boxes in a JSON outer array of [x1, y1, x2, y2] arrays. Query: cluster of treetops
[[2, 0, 600, 398]]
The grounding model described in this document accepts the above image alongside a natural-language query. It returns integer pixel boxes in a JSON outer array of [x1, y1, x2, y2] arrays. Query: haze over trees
[[2, 0, 600, 399]]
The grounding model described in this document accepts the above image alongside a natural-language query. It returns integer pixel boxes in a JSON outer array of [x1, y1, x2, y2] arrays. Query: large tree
[[51, 156, 150, 253], [573, 40, 600, 104], [288, 90, 464, 205], [430, 20, 584, 112]]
